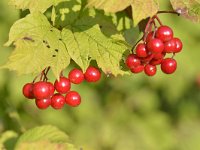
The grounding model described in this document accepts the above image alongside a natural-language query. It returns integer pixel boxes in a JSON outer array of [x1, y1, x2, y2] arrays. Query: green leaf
[[8, 0, 66, 13], [16, 125, 69, 144], [131, 0, 159, 26], [56, 1, 129, 75], [3, 13, 70, 79], [87, 0, 132, 13], [3, 1, 129, 77], [62, 23, 129, 76], [15, 125, 77, 150], [170, 0, 200, 23]]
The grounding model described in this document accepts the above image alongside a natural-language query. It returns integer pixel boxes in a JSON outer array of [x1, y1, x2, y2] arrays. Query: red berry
[[125, 54, 141, 68], [141, 53, 154, 63], [68, 69, 84, 84], [47, 82, 55, 96], [22, 83, 34, 99], [144, 64, 157, 76], [33, 81, 50, 99], [153, 52, 165, 60], [35, 98, 51, 109], [147, 38, 164, 53], [84, 66, 101, 82], [54, 77, 71, 94], [174, 38, 183, 53], [150, 59, 163, 66], [164, 38, 176, 53], [130, 65, 144, 73], [161, 58, 177, 74], [156, 25, 173, 42], [135, 43, 148, 58], [51, 93, 65, 109], [65, 91, 81, 107], [146, 31, 154, 43]]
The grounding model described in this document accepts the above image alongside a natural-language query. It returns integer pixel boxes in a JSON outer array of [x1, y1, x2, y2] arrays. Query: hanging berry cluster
[[126, 14, 183, 76], [22, 66, 101, 110]]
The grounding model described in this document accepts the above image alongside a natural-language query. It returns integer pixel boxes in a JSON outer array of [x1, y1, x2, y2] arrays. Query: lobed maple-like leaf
[[3, 13, 70, 79]]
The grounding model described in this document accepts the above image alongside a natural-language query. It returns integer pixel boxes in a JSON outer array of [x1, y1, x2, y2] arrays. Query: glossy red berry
[[68, 69, 84, 84], [144, 64, 157, 76], [23, 83, 34, 99], [147, 38, 164, 53], [51, 93, 65, 109], [156, 25, 173, 42], [54, 77, 71, 94], [135, 43, 148, 58], [35, 98, 51, 109], [33, 81, 50, 99], [125, 54, 141, 68], [174, 38, 183, 53], [161, 58, 177, 74], [47, 82, 55, 96], [164, 38, 176, 53], [153, 52, 165, 60], [65, 91, 81, 107], [141, 53, 154, 63], [84, 66, 101, 82], [130, 65, 144, 73], [150, 59, 163, 66]]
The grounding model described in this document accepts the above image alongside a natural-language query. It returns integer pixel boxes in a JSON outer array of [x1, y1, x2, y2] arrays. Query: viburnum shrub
[[1, 0, 199, 110]]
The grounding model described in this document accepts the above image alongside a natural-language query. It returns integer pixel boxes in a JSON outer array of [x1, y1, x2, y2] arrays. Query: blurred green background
[[0, 0, 200, 150]]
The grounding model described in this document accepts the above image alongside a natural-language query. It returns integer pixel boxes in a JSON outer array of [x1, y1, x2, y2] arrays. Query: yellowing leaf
[[8, 0, 65, 13], [86, 0, 159, 26], [3, 13, 70, 79], [170, 0, 200, 23], [87, 0, 132, 13], [131, 0, 159, 26]]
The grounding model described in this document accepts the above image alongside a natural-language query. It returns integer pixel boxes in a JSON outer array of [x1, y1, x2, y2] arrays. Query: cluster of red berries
[[126, 22, 183, 76], [22, 66, 101, 110]]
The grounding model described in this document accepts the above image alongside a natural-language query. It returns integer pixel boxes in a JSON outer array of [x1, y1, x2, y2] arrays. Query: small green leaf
[[87, 0, 132, 13], [131, 0, 159, 26], [8, 0, 66, 13], [170, 0, 200, 23]]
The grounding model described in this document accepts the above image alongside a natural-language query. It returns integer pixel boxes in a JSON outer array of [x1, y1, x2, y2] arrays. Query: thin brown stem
[[157, 10, 180, 16], [154, 15, 163, 26], [43, 67, 50, 81]]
